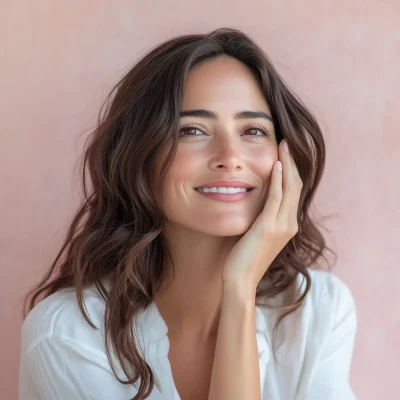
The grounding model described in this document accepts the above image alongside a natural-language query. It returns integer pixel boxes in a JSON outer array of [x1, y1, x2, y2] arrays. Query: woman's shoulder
[[21, 284, 107, 358], [256, 268, 357, 338], [305, 268, 357, 313], [294, 268, 357, 324], [19, 284, 144, 399]]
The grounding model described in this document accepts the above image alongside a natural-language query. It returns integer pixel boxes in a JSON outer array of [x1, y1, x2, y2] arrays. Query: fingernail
[[283, 141, 289, 153], [276, 161, 282, 171]]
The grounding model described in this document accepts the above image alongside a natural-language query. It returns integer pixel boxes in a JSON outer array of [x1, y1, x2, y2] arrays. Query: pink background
[[1, 1, 399, 398]]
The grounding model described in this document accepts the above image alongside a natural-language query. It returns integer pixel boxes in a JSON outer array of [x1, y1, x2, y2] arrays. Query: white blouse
[[19, 268, 357, 399]]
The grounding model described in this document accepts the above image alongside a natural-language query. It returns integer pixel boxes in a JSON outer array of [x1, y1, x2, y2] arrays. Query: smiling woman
[[19, 28, 357, 400]]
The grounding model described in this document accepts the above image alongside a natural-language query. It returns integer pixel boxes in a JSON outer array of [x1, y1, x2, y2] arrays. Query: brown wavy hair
[[23, 27, 335, 400]]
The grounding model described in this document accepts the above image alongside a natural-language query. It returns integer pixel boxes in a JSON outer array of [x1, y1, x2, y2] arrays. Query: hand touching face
[[221, 138, 303, 291]]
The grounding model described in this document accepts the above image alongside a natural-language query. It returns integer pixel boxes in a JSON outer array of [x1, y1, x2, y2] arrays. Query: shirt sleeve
[[19, 336, 139, 400], [308, 276, 358, 400]]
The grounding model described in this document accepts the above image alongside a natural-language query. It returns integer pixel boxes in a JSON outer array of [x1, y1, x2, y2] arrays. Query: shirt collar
[[136, 300, 269, 344], [100, 279, 270, 359]]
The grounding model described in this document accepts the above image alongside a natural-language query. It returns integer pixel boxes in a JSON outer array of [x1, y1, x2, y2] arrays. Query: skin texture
[[208, 119, 302, 400], [154, 55, 279, 340], [154, 55, 303, 399]]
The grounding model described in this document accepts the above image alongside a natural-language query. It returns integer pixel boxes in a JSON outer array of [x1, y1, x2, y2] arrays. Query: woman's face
[[157, 55, 279, 237]]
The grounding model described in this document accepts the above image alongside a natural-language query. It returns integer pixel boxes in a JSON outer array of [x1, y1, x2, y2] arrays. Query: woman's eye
[[244, 127, 268, 137], [179, 125, 268, 137], [179, 126, 203, 137]]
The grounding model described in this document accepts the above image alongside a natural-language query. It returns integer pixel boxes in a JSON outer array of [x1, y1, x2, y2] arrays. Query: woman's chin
[[197, 221, 253, 237]]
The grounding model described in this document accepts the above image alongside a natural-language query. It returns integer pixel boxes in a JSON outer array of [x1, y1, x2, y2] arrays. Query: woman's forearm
[[208, 282, 261, 400]]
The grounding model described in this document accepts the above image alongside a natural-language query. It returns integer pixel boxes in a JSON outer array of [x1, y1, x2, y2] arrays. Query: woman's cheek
[[163, 149, 203, 191], [252, 150, 277, 180]]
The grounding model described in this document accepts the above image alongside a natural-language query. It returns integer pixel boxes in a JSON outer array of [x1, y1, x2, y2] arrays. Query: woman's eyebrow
[[180, 109, 273, 122]]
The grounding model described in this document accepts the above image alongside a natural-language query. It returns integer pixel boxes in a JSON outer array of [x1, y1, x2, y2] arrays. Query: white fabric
[[19, 268, 357, 399]]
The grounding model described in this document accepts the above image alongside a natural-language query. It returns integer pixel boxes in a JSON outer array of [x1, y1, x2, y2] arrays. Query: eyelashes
[[179, 124, 270, 138]]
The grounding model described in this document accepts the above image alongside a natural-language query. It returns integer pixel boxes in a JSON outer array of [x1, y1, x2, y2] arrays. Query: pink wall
[[2, 1, 399, 398]]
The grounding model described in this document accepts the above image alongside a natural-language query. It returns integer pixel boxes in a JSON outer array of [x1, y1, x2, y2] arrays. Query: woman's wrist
[[222, 279, 257, 306]]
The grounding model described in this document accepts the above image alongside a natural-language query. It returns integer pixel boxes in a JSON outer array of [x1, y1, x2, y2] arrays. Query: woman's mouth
[[194, 187, 254, 202]]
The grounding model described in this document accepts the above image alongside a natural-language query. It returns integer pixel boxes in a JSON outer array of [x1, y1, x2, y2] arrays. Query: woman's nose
[[208, 140, 244, 171]]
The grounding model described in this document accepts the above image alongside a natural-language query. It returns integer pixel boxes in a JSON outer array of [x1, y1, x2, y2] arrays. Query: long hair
[[23, 27, 335, 400]]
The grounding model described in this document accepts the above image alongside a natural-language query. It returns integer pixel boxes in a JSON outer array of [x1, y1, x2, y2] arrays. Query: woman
[[19, 28, 357, 400]]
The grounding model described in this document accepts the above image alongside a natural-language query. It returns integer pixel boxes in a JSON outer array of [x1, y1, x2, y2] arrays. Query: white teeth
[[196, 187, 249, 194]]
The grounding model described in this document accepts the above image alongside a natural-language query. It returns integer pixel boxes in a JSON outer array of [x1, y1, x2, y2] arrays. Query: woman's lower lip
[[194, 189, 253, 202]]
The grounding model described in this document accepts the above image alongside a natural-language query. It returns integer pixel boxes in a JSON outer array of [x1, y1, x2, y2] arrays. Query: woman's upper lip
[[194, 180, 254, 189]]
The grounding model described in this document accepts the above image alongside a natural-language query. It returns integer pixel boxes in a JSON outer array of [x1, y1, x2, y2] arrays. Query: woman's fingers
[[261, 158, 283, 225], [277, 140, 303, 232], [257, 139, 303, 239]]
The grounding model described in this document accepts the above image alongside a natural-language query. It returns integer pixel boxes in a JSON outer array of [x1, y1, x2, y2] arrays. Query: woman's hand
[[221, 139, 303, 294]]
